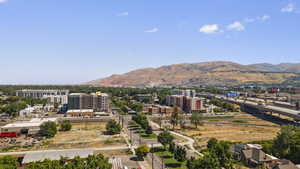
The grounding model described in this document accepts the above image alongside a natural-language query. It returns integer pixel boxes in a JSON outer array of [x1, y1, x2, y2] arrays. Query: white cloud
[[0, 0, 7, 4], [199, 24, 220, 34], [259, 15, 271, 21], [116, 12, 129, 16], [281, 3, 296, 13], [244, 15, 270, 23], [227, 21, 245, 31], [144, 28, 159, 33]]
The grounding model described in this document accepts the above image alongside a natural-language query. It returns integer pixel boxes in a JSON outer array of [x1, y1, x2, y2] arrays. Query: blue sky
[[0, 0, 299, 84]]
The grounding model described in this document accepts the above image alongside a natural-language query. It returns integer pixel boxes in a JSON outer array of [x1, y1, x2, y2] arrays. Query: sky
[[0, 0, 299, 84]]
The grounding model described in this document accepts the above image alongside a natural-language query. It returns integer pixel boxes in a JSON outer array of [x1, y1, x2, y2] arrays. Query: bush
[[39, 121, 57, 138], [174, 146, 187, 162], [106, 120, 121, 135], [59, 120, 72, 131], [145, 126, 153, 135]]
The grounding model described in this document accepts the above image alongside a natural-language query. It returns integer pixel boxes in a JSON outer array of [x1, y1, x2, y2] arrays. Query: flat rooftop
[[22, 149, 94, 164], [1, 118, 57, 129]]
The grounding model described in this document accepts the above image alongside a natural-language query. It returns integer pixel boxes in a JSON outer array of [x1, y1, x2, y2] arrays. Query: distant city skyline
[[0, 0, 299, 84]]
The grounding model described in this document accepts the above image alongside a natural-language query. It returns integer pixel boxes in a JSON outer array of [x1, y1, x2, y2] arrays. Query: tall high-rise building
[[68, 92, 110, 112]]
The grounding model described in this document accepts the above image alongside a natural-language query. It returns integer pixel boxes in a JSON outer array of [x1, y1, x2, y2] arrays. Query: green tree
[[106, 120, 121, 135], [170, 107, 180, 130], [187, 152, 220, 169], [25, 154, 112, 169], [206, 138, 234, 169], [272, 125, 300, 163], [190, 112, 203, 129], [39, 121, 57, 138], [169, 141, 176, 153], [174, 146, 187, 162], [136, 145, 150, 160], [129, 102, 143, 112], [157, 131, 174, 149], [60, 120, 72, 131]]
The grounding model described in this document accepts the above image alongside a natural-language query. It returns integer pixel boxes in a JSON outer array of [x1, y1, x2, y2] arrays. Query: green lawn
[[152, 147, 187, 169]]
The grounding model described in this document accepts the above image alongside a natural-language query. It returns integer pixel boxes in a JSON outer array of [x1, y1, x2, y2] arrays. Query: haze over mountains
[[86, 62, 300, 87]]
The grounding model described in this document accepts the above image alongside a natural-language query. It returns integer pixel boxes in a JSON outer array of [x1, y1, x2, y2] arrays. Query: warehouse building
[[0, 118, 57, 135]]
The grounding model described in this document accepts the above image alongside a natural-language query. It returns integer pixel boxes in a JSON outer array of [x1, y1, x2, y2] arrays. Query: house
[[241, 148, 278, 167], [232, 143, 299, 169], [271, 159, 298, 169]]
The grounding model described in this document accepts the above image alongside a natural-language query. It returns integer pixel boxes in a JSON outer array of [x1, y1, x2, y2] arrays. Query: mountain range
[[85, 61, 300, 87]]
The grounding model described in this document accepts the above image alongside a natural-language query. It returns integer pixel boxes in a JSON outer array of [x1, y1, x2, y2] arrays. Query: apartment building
[[166, 95, 203, 113], [16, 89, 69, 104], [172, 89, 196, 97]]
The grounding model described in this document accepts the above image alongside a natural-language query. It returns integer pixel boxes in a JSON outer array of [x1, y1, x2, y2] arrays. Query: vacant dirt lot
[[44, 122, 126, 149], [2, 122, 126, 152]]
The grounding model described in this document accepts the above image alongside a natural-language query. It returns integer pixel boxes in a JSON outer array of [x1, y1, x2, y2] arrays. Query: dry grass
[[182, 124, 279, 145]]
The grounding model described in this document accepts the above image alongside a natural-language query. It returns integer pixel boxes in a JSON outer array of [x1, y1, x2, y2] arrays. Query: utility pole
[[130, 129, 132, 144], [151, 143, 154, 169]]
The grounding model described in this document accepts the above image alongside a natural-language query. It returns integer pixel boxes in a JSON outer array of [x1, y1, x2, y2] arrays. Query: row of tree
[[132, 113, 153, 135], [0, 154, 112, 169]]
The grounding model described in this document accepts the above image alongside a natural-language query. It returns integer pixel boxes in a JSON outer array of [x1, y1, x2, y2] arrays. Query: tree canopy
[[187, 138, 234, 169], [136, 145, 150, 160], [106, 120, 121, 135], [39, 121, 57, 138], [157, 131, 174, 149], [25, 154, 112, 169]]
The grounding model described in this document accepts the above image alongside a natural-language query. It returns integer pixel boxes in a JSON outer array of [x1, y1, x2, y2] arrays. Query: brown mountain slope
[[86, 61, 299, 87]]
